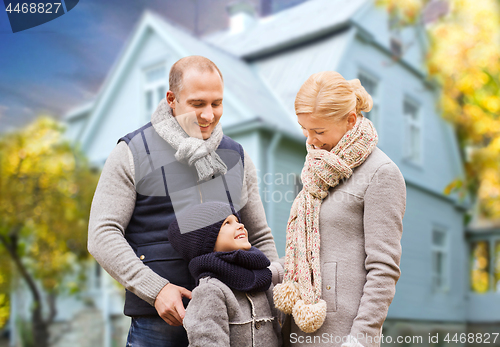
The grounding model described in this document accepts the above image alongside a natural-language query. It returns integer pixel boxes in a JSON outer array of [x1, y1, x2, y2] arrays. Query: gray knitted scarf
[[151, 98, 227, 182]]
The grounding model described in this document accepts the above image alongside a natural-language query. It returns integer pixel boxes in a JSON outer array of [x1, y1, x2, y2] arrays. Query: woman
[[274, 71, 406, 347]]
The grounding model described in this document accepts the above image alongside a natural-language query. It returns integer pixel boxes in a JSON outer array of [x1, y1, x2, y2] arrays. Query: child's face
[[213, 214, 251, 252]]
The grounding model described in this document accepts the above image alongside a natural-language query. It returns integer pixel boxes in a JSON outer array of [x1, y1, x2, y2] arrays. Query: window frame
[[431, 226, 449, 293], [142, 62, 168, 122], [403, 97, 423, 165], [493, 237, 500, 292]]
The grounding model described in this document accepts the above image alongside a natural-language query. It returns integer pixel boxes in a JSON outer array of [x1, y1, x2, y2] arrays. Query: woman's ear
[[347, 111, 357, 131]]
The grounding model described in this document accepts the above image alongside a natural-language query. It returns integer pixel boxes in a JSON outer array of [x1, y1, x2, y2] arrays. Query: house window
[[431, 228, 448, 292], [358, 71, 379, 129], [144, 64, 167, 120], [470, 240, 490, 293], [403, 99, 422, 164], [495, 241, 500, 292]]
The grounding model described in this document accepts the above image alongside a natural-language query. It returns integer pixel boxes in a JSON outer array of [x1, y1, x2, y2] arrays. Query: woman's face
[[297, 112, 356, 152]]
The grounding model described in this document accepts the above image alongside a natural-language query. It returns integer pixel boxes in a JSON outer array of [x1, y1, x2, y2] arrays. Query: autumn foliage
[[379, 0, 500, 220], [0, 117, 99, 345]]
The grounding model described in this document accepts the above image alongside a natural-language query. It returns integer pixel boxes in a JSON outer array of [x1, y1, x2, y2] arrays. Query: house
[[11, 0, 495, 346]]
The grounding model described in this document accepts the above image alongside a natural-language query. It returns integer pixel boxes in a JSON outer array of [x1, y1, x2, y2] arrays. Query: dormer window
[[143, 64, 167, 121]]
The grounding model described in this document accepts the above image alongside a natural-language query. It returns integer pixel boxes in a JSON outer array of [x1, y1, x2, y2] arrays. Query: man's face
[[167, 68, 224, 140]]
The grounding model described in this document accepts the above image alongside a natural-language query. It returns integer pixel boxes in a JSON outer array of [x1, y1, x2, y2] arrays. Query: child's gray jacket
[[183, 277, 282, 347]]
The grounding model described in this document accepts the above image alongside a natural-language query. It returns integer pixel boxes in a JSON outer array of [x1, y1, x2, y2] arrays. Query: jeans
[[126, 316, 189, 347]]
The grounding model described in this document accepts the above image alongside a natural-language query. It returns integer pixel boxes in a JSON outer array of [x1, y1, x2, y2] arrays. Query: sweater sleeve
[[184, 283, 231, 347], [87, 141, 169, 306], [239, 150, 279, 262], [349, 162, 406, 347]]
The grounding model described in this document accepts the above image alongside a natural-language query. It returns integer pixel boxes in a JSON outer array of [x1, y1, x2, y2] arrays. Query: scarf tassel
[[273, 282, 326, 333], [273, 281, 300, 314], [292, 299, 327, 333]]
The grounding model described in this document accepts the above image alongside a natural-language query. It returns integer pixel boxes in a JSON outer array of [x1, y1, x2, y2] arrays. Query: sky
[[0, 0, 305, 131]]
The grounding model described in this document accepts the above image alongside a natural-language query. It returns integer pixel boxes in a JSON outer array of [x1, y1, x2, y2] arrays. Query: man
[[88, 56, 279, 346]]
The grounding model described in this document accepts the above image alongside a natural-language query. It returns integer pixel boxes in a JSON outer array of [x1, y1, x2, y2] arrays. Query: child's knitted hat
[[167, 202, 241, 262]]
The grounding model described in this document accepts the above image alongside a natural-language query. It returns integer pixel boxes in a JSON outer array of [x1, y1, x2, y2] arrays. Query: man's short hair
[[169, 56, 224, 99]]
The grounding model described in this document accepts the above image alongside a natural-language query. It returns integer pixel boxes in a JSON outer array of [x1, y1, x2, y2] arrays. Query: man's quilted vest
[[119, 122, 245, 316]]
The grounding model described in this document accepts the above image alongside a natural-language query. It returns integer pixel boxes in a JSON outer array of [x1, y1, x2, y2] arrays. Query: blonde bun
[[349, 79, 373, 115], [295, 71, 374, 122]]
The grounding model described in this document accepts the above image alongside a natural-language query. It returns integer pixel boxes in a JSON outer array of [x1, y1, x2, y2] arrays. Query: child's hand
[[154, 283, 192, 326]]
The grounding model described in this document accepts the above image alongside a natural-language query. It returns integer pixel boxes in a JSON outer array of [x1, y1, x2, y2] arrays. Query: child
[[167, 201, 283, 347]]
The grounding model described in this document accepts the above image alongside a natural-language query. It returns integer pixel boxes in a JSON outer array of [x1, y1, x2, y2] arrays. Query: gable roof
[[76, 11, 303, 151], [148, 12, 300, 130], [205, 0, 368, 59]]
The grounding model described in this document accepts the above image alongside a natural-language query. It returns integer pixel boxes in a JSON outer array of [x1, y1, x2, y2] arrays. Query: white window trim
[[403, 97, 423, 165], [142, 62, 168, 122], [491, 237, 500, 293], [431, 226, 449, 293]]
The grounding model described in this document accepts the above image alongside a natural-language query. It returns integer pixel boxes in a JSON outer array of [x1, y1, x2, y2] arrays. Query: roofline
[[404, 178, 470, 212], [149, 13, 258, 120], [241, 22, 352, 61], [65, 100, 95, 121], [223, 117, 303, 143], [235, 4, 438, 90], [79, 11, 279, 151], [466, 226, 500, 235], [351, 22, 438, 89], [78, 11, 154, 151], [217, 0, 371, 61]]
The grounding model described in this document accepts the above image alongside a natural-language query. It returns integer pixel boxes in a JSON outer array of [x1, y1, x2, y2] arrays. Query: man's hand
[[154, 283, 192, 326]]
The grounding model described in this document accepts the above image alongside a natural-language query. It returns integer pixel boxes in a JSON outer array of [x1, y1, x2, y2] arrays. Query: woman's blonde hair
[[295, 71, 373, 121]]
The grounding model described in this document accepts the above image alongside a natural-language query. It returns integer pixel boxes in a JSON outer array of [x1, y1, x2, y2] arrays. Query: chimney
[[227, 1, 257, 34], [261, 0, 273, 17]]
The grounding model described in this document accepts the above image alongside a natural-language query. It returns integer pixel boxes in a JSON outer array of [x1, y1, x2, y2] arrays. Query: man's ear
[[166, 90, 176, 110]]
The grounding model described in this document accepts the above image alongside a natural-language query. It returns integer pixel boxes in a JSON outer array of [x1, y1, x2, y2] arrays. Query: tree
[[378, 0, 500, 220], [0, 117, 99, 347]]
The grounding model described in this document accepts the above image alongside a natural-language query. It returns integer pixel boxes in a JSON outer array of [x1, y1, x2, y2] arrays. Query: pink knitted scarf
[[273, 116, 378, 333]]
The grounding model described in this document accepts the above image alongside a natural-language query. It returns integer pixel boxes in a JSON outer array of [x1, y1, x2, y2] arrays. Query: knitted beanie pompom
[[292, 299, 327, 334], [273, 281, 300, 314]]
